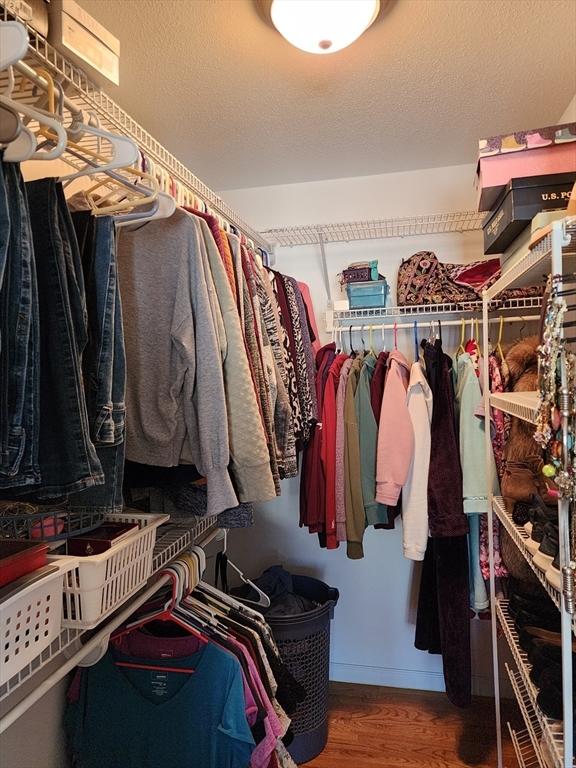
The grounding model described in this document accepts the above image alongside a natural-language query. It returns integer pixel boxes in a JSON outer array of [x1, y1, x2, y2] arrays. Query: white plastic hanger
[[60, 113, 139, 183], [2, 124, 36, 161], [219, 530, 271, 609], [1, 64, 67, 161], [0, 95, 66, 160], [114, 190, 176, 227], [0, 21, 28, 70]]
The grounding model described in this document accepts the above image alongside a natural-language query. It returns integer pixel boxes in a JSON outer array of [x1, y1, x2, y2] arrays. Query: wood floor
[[307, 683, 519, 767]]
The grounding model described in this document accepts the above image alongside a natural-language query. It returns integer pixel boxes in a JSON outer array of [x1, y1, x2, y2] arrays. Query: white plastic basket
[[0, 556, 77, 687], [61, 511, 169, 629]]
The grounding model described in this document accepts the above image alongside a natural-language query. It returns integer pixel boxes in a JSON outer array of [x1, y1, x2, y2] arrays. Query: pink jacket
[[375, 350, 414, 506]]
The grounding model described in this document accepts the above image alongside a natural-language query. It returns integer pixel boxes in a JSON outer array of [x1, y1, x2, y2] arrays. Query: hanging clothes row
[[0, 154, 320, 526], [65, 553, 304, 768], [298, 318, 538, 708], [116, 204, 319, 516]]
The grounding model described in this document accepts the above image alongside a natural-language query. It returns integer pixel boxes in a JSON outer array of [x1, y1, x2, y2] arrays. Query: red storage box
[[0, 540, 49, 587]]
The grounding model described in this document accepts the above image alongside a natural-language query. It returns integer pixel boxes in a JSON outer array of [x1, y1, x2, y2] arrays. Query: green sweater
[[354, 354, 388, 526]]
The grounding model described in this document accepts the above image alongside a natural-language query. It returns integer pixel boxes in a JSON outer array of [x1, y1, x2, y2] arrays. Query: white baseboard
[[329, 662, 504, 698]]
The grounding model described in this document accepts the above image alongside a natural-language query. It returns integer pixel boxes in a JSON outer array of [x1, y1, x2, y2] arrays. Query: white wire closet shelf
[[490, 391, 540, 424], [0, 8, 270, 251], [499, 602, 567, 768], [492, 497, 576, 634], [262, 210, 485, 247], [0, 514, 219, 710], [508, 724, 548, 768], [486, 217, 576, 301], [331, 296, 543, 323]]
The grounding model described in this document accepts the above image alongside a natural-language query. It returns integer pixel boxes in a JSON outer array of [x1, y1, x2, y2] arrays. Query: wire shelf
[[490, 392, 540, 424], [486, 217, 576, 301], [262, 211, 485, 247], [0, 515, 219, 705], [152, 515, 219, 572], [493, 498, 567, 617], [331, 296, 543, 323], [508, 724, 548, 768], [0, 6, 269, 251], [506, 665, 550, 768], [499, 600, 566, 768]]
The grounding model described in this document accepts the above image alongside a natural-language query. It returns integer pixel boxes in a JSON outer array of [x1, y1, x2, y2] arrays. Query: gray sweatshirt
[[117, 208, 238, 516]]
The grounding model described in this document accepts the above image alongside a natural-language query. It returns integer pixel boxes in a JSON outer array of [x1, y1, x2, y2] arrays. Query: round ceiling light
[[270, 0, 380, 55]]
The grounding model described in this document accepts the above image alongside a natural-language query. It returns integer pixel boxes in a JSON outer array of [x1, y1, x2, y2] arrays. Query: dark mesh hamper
[[265, 575, 339, 765]]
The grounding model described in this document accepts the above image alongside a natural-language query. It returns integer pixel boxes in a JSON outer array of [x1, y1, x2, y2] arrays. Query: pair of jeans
[[69, 213, 126, 514], [22, 178, 103, 496], [0, 159, 40, 489]]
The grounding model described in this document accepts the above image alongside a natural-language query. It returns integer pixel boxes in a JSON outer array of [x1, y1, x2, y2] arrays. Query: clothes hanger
[[2, 121, 35, 161], [495, 315, 505, 362], [456, 317, 466, 358], [196, 576, 267, 624], [83, 165, 160, 216], [393, 321, 398, 350], [61, 113, 140, 183], [115, 191, 176, 226], [219, 530, 271, 609], [0, 21, 29, 71], [340, 325, 347, 355], [0, 101, 21, 144], [111, 568, 209, 674], [349, 325, 356, 357], [0, 67, 66, 161], [369, 325, 377, 356], [413, 320, 419, 362], [519, 316, 526, 339], [474, 318, 481, 357]]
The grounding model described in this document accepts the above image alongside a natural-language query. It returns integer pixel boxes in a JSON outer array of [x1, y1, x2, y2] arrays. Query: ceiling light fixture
[[270, 0, 380, 55]]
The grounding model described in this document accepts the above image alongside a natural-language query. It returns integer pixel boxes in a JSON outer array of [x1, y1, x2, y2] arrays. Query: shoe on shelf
[[519, 626, 576, 655], [512, 501, 531, 528], [528, 638, 564, 668], [536, 660, 576, 689], [536, 667, 576, 723], [526, 131, 552, 150], [546, 552, 562, 593], [525, 498, 557, 555], [501, 133, 527, 152], [508, 591, 559, 622], [533, 522, 559, 572], [529, 654, 576, 689], [515, 608, 561, 634]]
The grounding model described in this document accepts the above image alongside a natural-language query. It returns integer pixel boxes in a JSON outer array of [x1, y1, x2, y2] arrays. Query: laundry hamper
[[266, 576, 339, 765]]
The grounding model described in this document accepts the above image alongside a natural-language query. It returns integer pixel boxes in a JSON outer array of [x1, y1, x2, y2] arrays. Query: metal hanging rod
[[338, 315, 539, 333], [262, 210, 485, 247], [0, 8, 270, 251]]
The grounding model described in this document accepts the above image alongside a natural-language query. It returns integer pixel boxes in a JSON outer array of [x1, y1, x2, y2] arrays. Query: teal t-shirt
[[66, 641, 255, 768]]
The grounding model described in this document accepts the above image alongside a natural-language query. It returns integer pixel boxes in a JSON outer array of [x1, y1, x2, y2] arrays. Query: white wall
[[221, 163, 505, 696]]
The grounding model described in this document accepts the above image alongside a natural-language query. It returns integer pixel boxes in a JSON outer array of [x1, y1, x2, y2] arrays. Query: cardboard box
[[48, 0, 119, 85], [3, 0, 50, 37], [476, 141, 576, 212], [483, 172, 575, 254]]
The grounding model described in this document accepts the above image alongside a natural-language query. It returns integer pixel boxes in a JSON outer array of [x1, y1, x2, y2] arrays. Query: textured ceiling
[[79, 0, 576, 190]]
